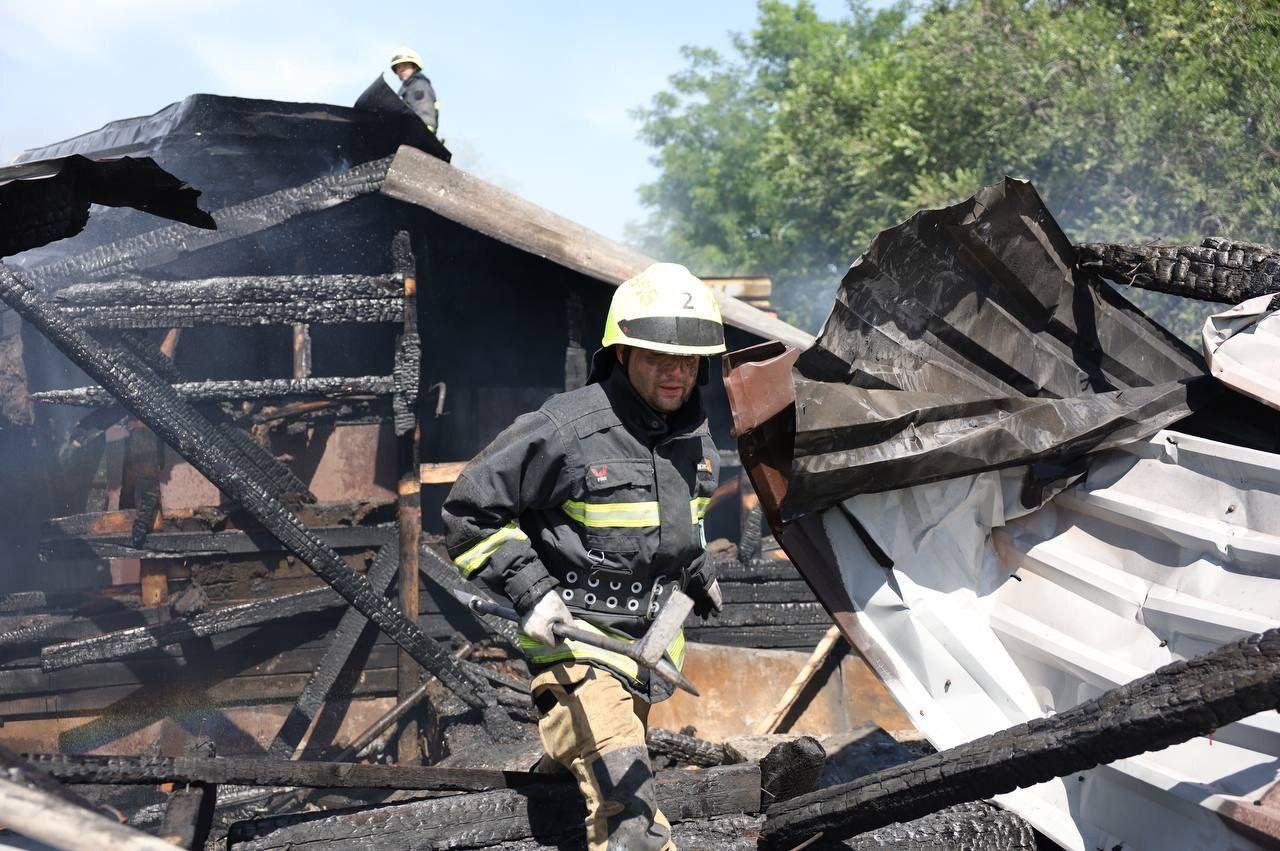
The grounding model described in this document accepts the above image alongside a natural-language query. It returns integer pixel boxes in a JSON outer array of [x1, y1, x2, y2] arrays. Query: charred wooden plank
[[842, 802, 1036, 850], [25, 157, 392, 288], [0, 264, 491, 712], [695, 601, 830, 628], [267, 544, 399, 759], [719, 580, 818, 605], [0, 615, 77, 649], [0, 590, 58, 613], [683, 625, 834, 650], [42, 522, 393, 560], [40, 585, 351, 672], [711, 556, 802, 584], [58, 299, 404, 328], [227, 764, 761, 850], [54, 273, 402, 306], [23, 753, 548, 792], [0, 744, 116, 819], [6, 627, 389, 697], [762, 626, 1280, 848], [0, 667, 400, 719], [1077, 238, 1280, 304], [33, 375, 396, 407]]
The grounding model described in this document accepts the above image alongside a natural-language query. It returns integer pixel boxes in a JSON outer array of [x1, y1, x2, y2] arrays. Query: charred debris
[[0, 92, 1277, 851]]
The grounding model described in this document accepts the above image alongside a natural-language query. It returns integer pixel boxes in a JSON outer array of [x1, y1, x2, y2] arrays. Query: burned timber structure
[[0, 90, 1278, 851]]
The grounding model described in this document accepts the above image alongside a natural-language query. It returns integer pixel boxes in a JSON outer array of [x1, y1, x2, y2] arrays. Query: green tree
[[632, 0, 1280, 340]]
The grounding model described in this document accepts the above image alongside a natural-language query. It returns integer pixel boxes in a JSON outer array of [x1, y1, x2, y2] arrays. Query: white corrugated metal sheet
[[825, 429, 1280, 850], [1204, 295, 1280, 413]]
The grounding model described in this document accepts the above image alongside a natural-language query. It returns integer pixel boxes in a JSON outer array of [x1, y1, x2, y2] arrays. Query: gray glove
[[520, 590, 572, 646], [683, 553, 723, 619]]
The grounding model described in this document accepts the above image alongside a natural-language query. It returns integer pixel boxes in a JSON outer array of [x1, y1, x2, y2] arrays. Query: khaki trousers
[[531, 663, 676, 851]]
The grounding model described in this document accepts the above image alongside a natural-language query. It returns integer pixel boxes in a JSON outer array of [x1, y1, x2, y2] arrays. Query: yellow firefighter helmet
[[602, 263, 726, 356]]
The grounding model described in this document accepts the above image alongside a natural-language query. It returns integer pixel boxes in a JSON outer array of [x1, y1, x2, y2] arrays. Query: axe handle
[[465, 596, 648, 665], [461, 594, 700, 695]]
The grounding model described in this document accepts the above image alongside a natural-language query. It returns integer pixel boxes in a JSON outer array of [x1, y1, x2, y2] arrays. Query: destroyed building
[[1, 86, 1279, 851], [0, 91, 925, 850]]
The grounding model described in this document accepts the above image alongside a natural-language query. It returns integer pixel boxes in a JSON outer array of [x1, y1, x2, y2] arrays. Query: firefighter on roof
[[443, 263, 726, 850], [390, 47, 439, 134]]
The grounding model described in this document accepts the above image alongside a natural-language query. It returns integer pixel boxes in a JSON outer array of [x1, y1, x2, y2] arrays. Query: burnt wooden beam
[[33, 374, 396, 407], [42, 522, 393, 560], [0, 264, 491, 712], [54, 273, 402, 305], [267, 544, 399, 759], [762, 626, 1280, 848], [1077, 238, 1280, 304], [41, 585, 352, 672], [25, 157, 392, 288], [227, 763, 761, 850], [58, 299, 403, 328], [391, 231, 424, 762], [0, 744, 116, 819], [23, 753, 550, 792], [0, 615, 77, 649]]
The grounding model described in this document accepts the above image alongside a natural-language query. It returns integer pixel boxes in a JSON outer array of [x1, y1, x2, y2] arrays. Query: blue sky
[[0, 0, 854, 244]]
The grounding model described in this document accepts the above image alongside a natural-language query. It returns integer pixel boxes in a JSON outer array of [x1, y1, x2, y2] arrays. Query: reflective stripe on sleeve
[[690, 497, 711, 522], [454, 521, 529, 578]]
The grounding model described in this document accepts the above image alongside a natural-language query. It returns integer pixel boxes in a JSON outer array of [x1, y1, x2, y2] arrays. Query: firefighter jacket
[[443, 361, 719, 702], [398, 70, 439, 132]]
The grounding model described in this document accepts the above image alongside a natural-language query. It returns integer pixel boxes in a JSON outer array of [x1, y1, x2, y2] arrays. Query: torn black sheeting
[[781, 177, 1215, 519], [0, 155, 215, 257]]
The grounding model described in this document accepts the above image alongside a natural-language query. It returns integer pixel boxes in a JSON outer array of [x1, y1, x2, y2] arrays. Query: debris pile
[[3, 91, 1277, 850]]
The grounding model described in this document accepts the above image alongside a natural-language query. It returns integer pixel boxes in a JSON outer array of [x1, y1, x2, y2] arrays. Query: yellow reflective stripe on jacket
[[690, 497, 711, 523], [560, 497, 711, 529], [454, 522, 528, 578], [518, 618, 685, 683], [561, 500, 660, 528]]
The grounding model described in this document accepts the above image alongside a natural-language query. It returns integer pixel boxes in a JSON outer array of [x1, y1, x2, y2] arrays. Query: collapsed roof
[[726, 177, 1280, 850]]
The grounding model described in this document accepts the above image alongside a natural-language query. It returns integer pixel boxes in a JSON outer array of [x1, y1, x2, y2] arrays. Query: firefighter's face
[[620, 346, 698, 413], [393, 63, 417, 81]]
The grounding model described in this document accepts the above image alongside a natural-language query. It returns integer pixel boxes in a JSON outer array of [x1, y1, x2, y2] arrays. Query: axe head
[[635, 588, 694, 666]]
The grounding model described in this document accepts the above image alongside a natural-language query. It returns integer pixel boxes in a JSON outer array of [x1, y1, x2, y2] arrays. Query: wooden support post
[[393, 230, 425, 764]]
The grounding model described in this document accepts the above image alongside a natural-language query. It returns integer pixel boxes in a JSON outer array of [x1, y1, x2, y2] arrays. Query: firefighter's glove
[[520, 590, 572, 646], [683, 554, 723, 620]]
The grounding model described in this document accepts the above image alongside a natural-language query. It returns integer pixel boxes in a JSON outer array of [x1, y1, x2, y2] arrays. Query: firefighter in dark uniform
[[390, 47, 439, 133], [443, 263, 726, 850]]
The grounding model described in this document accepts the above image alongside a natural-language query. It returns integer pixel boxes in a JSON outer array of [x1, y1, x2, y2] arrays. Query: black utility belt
[[555, 570, 678, 619]]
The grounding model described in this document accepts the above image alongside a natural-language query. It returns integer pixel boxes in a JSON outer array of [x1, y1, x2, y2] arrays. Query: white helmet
[[389, 47, 423, 71]]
